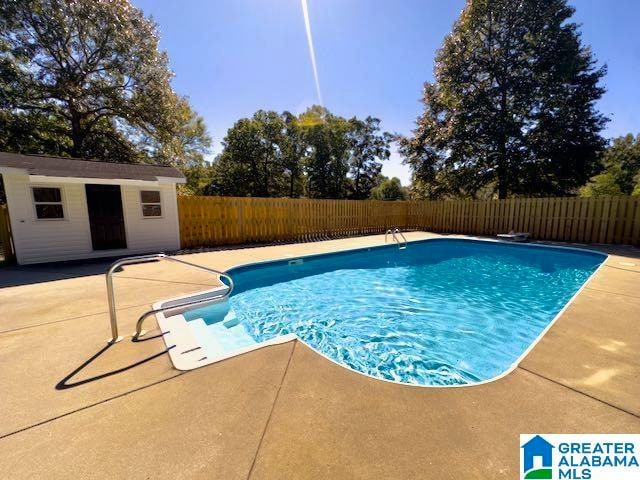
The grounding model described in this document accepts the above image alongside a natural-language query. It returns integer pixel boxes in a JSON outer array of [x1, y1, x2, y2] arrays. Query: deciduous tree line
[[1, 0, 637, 202], [206, 106, 394, 200]]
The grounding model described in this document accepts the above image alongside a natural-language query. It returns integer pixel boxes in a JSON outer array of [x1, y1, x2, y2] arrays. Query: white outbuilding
[[0, 152, 185, 265]]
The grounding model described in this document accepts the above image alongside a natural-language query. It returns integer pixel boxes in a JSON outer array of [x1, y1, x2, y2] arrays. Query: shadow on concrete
[[132, 331, 169, 343], [0, 257, 115, 288], [0, 255, 167, 288], [56, 342, 174, 390]]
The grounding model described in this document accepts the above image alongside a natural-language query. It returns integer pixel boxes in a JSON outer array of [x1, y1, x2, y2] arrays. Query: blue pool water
[[184, 239, 605, 386]]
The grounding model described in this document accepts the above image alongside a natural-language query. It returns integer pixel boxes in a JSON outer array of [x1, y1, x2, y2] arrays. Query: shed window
[[32, 187, 64, 219], [140, 190, 162, 217]]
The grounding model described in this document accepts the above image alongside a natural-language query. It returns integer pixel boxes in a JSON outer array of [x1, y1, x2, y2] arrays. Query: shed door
[[85, 184, 127, 250]]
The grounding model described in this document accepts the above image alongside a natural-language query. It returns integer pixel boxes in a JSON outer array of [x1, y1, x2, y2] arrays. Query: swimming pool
[[159, 239, 606, 386]]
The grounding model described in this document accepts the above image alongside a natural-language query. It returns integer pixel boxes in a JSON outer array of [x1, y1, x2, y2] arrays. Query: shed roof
[[0, 152, 185, 182]]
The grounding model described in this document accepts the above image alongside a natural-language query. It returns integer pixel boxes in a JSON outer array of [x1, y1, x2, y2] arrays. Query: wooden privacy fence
[[178, 195, 640, 249], [0, 204, 16, 263], [406, 196, 640, 245], [178, 197, 409, 248]]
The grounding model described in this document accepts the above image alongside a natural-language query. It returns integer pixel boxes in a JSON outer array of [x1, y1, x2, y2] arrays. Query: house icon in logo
[[521, 435, 554, 479]]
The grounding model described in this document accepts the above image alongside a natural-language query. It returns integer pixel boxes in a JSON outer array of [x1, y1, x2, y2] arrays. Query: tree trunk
[[497, 175, 508, 199], [262, 154, 269, 197], [497, 84, 509, 199], [289, 172, 295, 198], [497, 133, 508, 199], [69, 102, 84, 158]]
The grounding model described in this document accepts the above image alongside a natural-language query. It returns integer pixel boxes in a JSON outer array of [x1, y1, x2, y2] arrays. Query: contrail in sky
[[300, 0, 323, 106]]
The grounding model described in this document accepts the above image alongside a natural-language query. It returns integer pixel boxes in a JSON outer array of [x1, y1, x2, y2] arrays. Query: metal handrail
[[385, 228, 408, 249], [385, 228, 394, 243], [133, 292, 229, 341], [394, 227, 408, 248], [106, 253, 234, 343]]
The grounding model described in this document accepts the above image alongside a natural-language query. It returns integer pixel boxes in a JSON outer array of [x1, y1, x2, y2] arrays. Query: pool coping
[[153, 236, 609, 387]]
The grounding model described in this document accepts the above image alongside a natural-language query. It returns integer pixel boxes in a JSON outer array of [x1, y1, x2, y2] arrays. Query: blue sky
[[132, 0, 640, 185]]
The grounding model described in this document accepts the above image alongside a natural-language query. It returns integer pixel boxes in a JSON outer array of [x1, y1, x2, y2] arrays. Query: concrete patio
[[0, 232, 638, 479]]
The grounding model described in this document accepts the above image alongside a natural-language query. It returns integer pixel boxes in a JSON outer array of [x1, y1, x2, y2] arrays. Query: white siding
[[120, 184, 181, 254], [3, 173, 181, 265]]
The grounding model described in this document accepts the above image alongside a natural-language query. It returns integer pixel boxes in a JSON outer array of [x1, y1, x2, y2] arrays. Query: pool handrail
[[385, 228, 407, 249], [106, 253, 234, 343], [133, 290, 230, 341]]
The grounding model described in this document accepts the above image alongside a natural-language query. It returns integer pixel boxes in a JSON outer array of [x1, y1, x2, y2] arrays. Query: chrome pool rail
[[133, 290, 229, 341], [106, 253, 234, 344], [385, 227, 408, 249]]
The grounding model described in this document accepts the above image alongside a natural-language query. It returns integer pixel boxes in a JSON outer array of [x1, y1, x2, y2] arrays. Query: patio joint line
[[518, 366, 639, 419], [584, 286, 640, 300], [246, 340, 297, 480], [603, 264, 640, 274], [0, 372, 185, 441]]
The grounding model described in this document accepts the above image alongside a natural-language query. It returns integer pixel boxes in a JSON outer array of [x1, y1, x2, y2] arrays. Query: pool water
[[184, 239, 605, 386]]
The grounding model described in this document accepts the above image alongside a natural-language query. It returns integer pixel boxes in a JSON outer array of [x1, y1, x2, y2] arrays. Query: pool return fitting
[[385, 228, 408, 249], [105, 253, 234, 344]]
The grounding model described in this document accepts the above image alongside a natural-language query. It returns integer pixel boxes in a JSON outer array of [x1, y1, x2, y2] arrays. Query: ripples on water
[[193, 241, 604, 386]]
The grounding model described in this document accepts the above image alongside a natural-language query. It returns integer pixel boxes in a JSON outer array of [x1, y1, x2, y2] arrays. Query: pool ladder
[[385, 228, 408, 249], [105, 253, 234, 344]]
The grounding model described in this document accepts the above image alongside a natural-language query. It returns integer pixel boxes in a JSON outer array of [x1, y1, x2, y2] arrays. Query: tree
[[299, 105, 351, 199], [346, 116, 392, 199], [370, 177, 408, 201], [208, 111, 291, 197], [400, 0, 607, 199], [0, 0, 210, 166], [179, 161, 214, 196], [580, 133, 640, 197], [209, 118, 268, 197], [209, 106, 391, 199], [579, 171, 622, 197], [280, 111, 306, 197]]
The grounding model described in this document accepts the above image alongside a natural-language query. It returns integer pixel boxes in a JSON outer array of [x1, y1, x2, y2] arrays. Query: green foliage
[[300, 105, 352, 199], [178, 161, 215, 196], [0, 0, 211, 172], [580, 133, 640, 197], [400, 0, 607, 199], [302, 108, 392, 199], [347, 117, 393, 199], [370, 177, 408, 201], [281, 111, 306, 198], [0, 110, 71, 155], [579, 171, 623, 197], [208, 111, 295, 197], [209, 106, 391, 199]]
